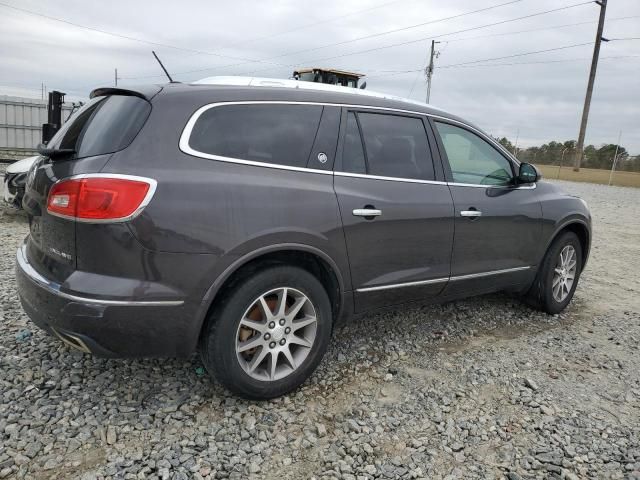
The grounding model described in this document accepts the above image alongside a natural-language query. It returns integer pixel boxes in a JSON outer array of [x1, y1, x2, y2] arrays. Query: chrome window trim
[[47, 173, 158, 223], [448, 181, 537, 190], [17, 245, 184, 306], [355, 266, 530, 293], [179, 101, 335, 176], [179, 101, 535, 189], [178, 101, 520, 178]]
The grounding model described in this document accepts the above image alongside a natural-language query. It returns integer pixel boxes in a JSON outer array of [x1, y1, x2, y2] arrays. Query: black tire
[[526, 231, 582, 314], [200, 265, 332, 399]]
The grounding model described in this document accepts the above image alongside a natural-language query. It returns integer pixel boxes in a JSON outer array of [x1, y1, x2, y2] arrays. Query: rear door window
[[47, 95, 151, 158], [343, 112, 435, 181], [188, 104, 323, 168]]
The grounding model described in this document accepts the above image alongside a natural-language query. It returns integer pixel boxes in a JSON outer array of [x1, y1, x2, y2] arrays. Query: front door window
[[434, 122, 514, 186]]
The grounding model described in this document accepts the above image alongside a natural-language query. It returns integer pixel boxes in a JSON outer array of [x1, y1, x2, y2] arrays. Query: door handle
[[353, 208, 382, 218], [460, 210, 482, 217]]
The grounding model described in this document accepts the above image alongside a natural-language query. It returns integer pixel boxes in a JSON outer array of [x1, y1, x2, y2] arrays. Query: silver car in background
[[2, 155, 38, 208]]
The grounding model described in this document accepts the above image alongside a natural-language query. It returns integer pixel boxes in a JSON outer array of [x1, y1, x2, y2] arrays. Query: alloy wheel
[[552, 245, 577, 302], [235, 287, 318, 381]]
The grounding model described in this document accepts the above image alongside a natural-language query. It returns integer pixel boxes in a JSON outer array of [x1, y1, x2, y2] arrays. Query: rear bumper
[[15, 244, 195, 358]]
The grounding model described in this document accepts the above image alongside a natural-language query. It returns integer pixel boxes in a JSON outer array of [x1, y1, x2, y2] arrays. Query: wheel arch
[[193, 244, 347, 349], [545, 218, 591, 269]]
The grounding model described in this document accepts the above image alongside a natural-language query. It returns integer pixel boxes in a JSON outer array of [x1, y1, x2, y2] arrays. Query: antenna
[[152, 51, 175, 83]]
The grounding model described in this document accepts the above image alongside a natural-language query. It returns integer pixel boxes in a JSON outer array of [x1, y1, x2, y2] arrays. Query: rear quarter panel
[[101, 90, 351, 346]]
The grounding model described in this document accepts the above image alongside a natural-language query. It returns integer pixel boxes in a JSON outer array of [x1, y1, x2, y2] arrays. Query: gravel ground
[[1, 178, 639, 480]]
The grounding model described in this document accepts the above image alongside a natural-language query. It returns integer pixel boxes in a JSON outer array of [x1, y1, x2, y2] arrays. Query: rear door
[[334, 108, 454, 312], [429, 119, 542, 294]]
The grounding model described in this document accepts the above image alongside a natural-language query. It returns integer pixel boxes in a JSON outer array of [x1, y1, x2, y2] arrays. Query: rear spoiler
[[90, 85, 162, 101]]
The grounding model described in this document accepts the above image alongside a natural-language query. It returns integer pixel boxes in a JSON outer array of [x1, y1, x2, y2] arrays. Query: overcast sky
[[1, 0, 639, 153]]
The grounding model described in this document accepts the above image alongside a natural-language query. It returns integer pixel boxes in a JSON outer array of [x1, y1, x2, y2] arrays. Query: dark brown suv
[[16, 77, 591, 399]]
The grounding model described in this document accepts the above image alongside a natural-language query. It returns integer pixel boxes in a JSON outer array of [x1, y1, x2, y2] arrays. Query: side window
[[342, 112, 366, 174], [358, 112, 435, 180], [188, 104, 322, 168], [434, 122, 514, 185]]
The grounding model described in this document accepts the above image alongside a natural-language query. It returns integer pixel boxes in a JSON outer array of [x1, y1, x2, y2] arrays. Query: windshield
[[46, 95, 151, 159], [298, 72, 317, 82]]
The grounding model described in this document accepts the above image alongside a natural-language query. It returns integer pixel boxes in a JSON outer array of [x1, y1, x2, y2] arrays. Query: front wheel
[[200, 265, 332, 399], [527, 231, 582, 314]]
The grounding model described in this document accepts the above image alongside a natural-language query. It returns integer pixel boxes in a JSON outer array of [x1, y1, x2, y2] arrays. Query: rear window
[[188, 104, 323, 168], [47, 95, 151, 158]]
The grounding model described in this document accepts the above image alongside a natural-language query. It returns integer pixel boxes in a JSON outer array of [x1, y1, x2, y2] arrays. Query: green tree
[[489, 136, 637, 171], [494, 137, 515, 153], [581, 144, 627, 169]]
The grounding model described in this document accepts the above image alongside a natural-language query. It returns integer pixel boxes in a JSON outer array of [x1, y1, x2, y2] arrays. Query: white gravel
[[0, 179, 639, 480]]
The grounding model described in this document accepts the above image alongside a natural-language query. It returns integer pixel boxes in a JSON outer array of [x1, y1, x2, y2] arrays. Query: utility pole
[[115, 68, 118, 86], [425, 40, 440, 103], [513, 129, 520, 156], [573, 0, 608, 171]]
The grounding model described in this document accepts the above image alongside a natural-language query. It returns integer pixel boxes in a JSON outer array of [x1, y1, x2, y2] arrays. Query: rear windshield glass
[[47, 95, 151, 158], [188, 104, 323, 168]]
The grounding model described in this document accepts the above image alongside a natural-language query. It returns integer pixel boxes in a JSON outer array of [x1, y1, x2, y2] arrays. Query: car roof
[[91, 76, 474, 128], [89, 77, 513, 163]]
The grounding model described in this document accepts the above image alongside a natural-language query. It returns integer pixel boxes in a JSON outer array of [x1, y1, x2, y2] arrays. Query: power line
[[434, 54, 640, 69], [437, 42, 594, 68], [122, 0, 530, 80], [0, 1, 292, 68], [441, 15, 640, 44], [248, 0, 526, 63], [210, 0, 413, 51], [0, 0, 476, 81], [365, 54, 640, 81], [135, 0, 593, 81], [407, 55, 428, 98], [0, 0, 416, 67], [366, 43, 604, 78], [240, 0, 595, 76]]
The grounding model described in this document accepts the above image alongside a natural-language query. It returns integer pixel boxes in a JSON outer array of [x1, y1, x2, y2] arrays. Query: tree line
[[494, 138, 640, 172]]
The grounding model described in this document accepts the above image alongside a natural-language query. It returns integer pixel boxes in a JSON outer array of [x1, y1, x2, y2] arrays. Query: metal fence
[[0, 95, 73, 161]]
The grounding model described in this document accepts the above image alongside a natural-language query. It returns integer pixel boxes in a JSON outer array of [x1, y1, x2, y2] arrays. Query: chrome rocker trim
[[356, 266, 531, 293]]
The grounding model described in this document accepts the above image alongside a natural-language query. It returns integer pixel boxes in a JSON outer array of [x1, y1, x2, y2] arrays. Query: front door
[[430, 119, 542, 295], [334, 109, 454, 312]]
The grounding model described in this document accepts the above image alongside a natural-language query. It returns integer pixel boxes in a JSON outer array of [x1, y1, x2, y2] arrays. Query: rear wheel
[[200, 265, 332, 399], [527, 231, 582, 314]]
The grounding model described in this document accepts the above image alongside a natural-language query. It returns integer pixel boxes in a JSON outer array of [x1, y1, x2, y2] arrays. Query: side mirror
[[518, 163, 540, 184]]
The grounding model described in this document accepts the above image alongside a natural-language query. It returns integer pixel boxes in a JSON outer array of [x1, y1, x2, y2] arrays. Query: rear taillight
[[47, 174, 156, 222]]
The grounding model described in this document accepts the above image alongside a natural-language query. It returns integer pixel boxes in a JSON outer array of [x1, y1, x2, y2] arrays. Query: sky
[[1, 0, 639, 153]]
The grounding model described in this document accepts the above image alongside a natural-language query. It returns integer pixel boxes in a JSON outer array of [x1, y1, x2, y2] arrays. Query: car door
[[429, 119, 542, 295], [334, 109, 454, 312]]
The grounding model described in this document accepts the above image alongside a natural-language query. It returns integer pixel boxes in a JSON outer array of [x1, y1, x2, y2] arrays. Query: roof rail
[[190, 76, 445, 112]]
